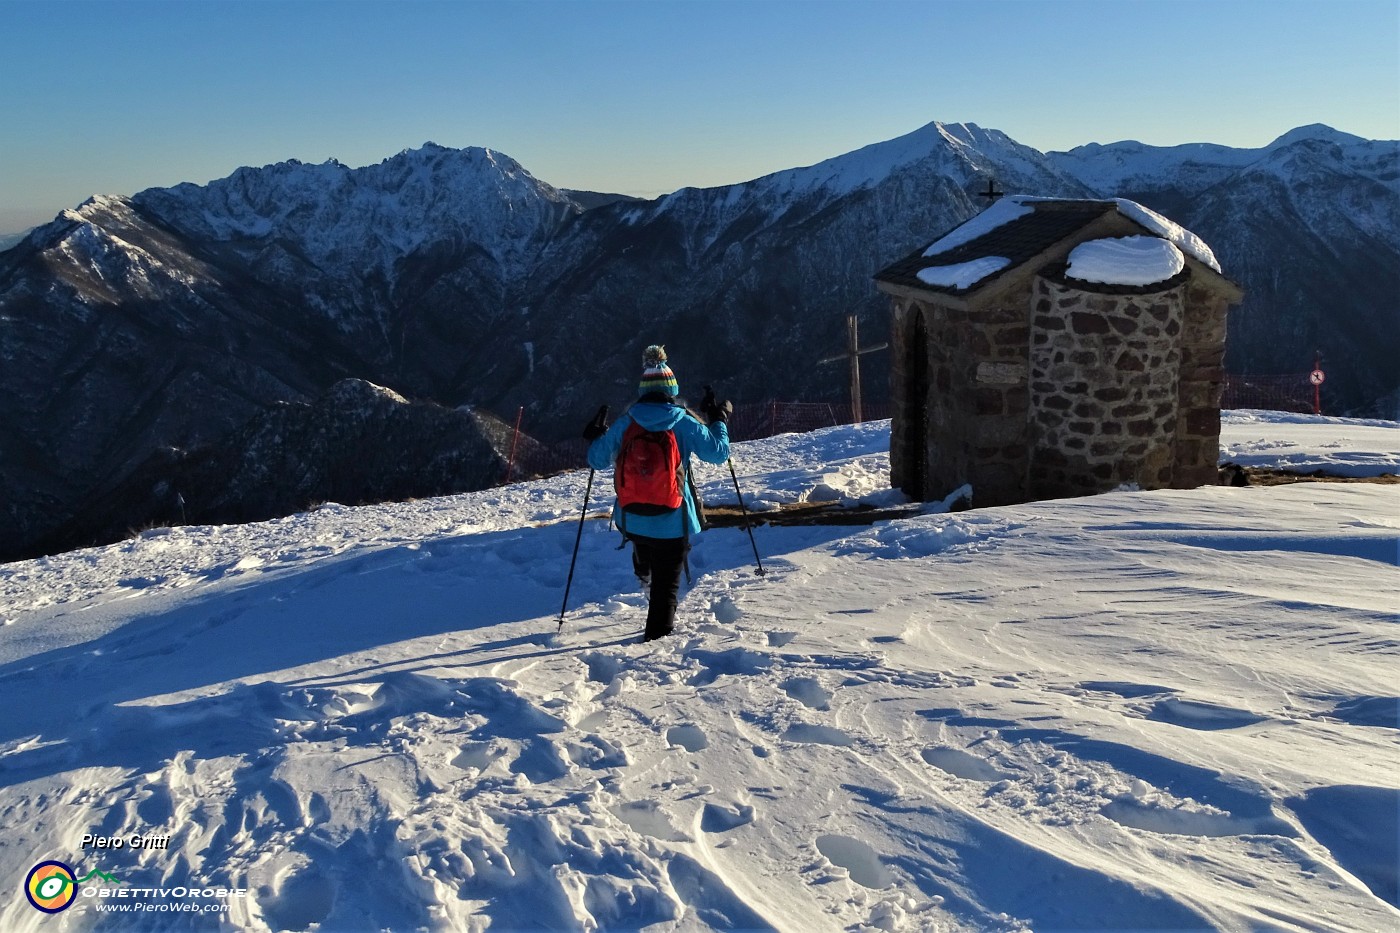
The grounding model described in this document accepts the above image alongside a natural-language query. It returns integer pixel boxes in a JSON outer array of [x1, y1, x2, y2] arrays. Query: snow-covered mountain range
[[1, 121, 1396, 561]]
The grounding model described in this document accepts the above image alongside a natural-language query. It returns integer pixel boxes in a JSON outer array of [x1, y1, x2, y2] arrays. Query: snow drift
[[0, 413, 1396, 932]]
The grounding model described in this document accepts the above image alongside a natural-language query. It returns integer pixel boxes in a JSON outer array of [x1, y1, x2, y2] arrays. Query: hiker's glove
[[701, 386, 732, 425], [582, 406, 609, 441]]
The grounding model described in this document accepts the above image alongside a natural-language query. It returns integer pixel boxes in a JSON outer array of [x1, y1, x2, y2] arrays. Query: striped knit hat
[[638, 345, 679, 399]]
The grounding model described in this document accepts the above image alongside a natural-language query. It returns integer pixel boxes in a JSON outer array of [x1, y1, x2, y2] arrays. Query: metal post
[[503, 406, 524, 484], [849, 314, 863, 424], [819, 313, 886, 425], [1312, 352, 1322, 416]]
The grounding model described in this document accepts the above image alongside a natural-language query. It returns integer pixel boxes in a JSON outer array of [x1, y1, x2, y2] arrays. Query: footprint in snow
[[1078, 680, 1172, 699], [573, 709, 609, 732], [1082, 683, 1270, 731], [815, 834, 892, 889], [605, 595, 646, 613], [582, 651, 625, 685], [1101, 796, 1295, 838], [566, 734, 629, 769], [1144, 697, 1268, 731], [700, 800, 755, 833], [686, 647, 772, 687], [453, 741, 505, 773], [613, 800, 690, 841], [781, 723, 853, 747], [782, 676, 832, 711], [710, 595, 742, 625], [667, 724, 709, 753], [921, 746, 1012, 782], [200, 607, 246, 631], [136, 783, 176, 825], [507, 737, 571, 784], [258, 864, 336, 932]]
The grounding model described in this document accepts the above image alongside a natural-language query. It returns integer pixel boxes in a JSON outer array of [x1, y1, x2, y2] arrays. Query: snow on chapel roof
[[876, 195, 1224, 296], [1110, 198, 1219, 272], [1066, 235, 1185, 287]]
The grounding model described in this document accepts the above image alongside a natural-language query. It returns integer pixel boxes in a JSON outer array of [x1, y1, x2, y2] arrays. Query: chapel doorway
[[904, 308, 928, 498]]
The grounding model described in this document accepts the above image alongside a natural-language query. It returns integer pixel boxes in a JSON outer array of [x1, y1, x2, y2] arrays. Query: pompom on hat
[[638, 344, 679, 399]]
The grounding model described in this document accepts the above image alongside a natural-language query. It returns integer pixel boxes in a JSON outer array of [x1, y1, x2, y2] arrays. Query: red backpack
[[615, 420, 684, 515]]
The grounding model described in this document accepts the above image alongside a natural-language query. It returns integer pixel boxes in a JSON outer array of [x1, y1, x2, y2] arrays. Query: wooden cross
[[818, 314, 888, 423], [980, 177, 1004, 203]]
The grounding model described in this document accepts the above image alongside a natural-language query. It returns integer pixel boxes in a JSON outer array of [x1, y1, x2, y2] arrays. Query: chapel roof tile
[[875, 199, 1118, 295]]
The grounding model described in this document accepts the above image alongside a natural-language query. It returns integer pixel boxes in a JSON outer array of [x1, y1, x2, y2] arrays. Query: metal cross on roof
[[980, 178, 1004, 203]]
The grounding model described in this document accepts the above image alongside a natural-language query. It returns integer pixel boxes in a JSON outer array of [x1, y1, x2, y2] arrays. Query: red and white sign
[[1310, 369, 1326, 386]]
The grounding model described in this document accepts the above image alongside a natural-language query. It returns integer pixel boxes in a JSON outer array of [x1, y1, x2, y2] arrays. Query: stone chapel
[[874, 196, 1244, 507]]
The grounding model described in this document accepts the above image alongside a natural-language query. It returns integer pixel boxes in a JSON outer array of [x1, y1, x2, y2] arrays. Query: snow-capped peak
[[1049, 123, 1396, 200], [737, 119, 1072, 200], [628, 119, 1091, 244], [126, 142, 580, 294], [1266, 123, 1371, 150]]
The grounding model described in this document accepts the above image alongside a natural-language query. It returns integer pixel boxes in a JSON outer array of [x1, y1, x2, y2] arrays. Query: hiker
[[584, 345, 732, 642]]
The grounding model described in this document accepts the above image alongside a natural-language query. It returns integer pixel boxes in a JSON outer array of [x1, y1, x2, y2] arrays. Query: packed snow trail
[[0, 418, 1397, 932]]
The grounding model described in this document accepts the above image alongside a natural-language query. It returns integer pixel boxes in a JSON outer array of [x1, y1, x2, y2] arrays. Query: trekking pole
[[558, 405, 609, 631], [727, 458, 767, 576], [557, 468, 595, 631]]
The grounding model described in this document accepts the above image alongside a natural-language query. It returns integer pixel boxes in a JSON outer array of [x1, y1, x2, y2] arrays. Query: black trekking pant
[[628, 534, 687, 642]]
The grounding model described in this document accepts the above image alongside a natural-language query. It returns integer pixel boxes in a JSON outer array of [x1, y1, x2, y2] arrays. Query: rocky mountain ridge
[[2, 120, 1395, 560], [1061, 126, 1400, 420], [24, 379, 517, 559]]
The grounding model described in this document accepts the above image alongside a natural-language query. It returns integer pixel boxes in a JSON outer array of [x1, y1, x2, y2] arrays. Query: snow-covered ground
[[1, 413, 1396, 932], [1221, 410, 1400, 478]]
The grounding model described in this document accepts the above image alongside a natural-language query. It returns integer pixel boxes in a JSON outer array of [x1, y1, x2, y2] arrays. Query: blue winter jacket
[[587, 401, 730, 539]]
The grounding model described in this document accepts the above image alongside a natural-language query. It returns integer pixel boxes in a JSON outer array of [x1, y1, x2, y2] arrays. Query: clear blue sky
[[1, 0, 1396, 233]]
